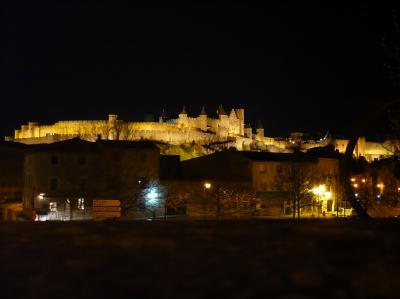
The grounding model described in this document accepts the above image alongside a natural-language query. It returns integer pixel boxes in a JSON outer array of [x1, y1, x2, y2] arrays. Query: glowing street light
[[324, 191, 332, 199], [312, 185, 326, 196], [377, 183, 384, 195], [203, 182, 211, 218], [353, 183, 359, 188], [311, 184, 330, 217], [146, 187, 159, 206]]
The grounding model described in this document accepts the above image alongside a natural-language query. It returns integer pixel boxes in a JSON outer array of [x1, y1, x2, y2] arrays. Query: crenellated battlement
[[12, 105, 246, 145]]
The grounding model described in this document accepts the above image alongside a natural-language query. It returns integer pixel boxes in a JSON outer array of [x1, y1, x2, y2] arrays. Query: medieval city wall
[[11, 111, 399, 161]]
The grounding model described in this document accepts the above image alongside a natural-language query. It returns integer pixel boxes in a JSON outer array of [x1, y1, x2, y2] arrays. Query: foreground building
[[174, 150, 342, 217], [0, 142, 26, 220], [23, 138, 160, 220]]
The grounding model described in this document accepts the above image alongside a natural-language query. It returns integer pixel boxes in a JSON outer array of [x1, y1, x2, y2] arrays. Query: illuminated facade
[[8, 106, 400, 161], [11, 106, 250, 149]]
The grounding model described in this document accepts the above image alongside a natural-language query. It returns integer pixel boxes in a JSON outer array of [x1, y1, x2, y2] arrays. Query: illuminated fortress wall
[[10, 107, 399, 161], [13, 107, 246, 146]]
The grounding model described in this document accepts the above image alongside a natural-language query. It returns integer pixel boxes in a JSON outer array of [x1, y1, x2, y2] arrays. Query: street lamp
[[377, 183, 384, 195], [203, 182, 211, 218], [311, 184, 326, 217]]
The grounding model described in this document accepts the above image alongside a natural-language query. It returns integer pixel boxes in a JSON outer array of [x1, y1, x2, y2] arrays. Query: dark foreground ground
[[1, 219, 400, 299]]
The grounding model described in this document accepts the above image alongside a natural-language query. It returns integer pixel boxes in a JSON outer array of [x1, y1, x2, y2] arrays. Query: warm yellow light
[[353, 183, 359, 188], [324, 191, 332, 199], [312, 185, 326, 196], [362, 179, 366, 183], [398, 187, 400, 192], [350, 178, 356, 182], [204, 182, 211, 189], [377, 184, 381, 188]]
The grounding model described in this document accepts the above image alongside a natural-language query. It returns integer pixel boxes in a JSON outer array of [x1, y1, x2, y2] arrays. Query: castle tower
[[244, 123, 252, 139], [216, 104, 228, 139], [21, 125, 28, 138], [159, 109, 168, 123], [178, 105, 188, 128], [108, 114, 118, 125], [355, 136, 366, 158], [235, 108, 245, 136], [108, 114, 118, 140], [198, 106, 207, 131], [217, 104, 227, 118], [256, 120, 264, 139], [28, 122, 38, 138]]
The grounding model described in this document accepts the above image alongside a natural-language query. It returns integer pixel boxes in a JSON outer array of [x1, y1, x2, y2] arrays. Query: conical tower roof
[[229, 109, 237, 118], [217, 104, 227, 116], [200, 106, 207, 116], [161, 108, 168, 119], [180, 105, 187, 115]]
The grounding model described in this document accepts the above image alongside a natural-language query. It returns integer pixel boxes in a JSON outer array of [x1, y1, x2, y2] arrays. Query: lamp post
[[312, 185, 326, 217], [203, 182, 211, 218], [377, 183, 384, 198], [397, 187, 400, 206]]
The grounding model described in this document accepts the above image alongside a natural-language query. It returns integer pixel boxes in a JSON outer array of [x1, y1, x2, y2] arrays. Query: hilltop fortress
[[9, 105, 400, 161]]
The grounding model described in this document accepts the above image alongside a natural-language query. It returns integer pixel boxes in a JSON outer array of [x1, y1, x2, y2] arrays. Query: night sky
[[2, 3, 399, 139]]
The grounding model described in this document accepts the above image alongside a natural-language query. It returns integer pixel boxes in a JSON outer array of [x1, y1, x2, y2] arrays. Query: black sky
[[1, 3, 399, 138]]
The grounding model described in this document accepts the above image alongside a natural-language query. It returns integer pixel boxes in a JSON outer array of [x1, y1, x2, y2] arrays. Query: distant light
[[312, 185, 326, 196], [350, 178, 356, 182], [146, 188, 159, 206], [362, 179, 366, 183], [204, 182, 211, 189], [353, 183, 358, 188], [377, 194, 381, 199], [324, 191, 332, 199], [355, 193, 359, 198]]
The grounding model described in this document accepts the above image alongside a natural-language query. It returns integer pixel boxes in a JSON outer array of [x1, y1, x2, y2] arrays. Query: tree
[[274, 162, 315, 219], [137, 180, 188, 219], [215, 185, 258, 217]]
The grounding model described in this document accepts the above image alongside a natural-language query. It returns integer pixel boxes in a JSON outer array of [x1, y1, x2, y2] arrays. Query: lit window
[[78, 198, 85, 210], [49, 202, 57, 212]]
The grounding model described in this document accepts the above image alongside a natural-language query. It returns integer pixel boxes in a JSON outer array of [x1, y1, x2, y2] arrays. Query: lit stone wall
[[13, 113, 243, 146], [11, 112, 399, 162]]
